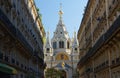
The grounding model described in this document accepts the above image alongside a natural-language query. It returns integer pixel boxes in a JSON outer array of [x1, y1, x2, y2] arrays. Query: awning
[[0, 63, 17, 75]]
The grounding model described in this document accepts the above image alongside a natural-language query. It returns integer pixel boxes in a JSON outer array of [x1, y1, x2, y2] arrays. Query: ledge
[[77, 15, 120, 68], [0, 9, 33, 54]]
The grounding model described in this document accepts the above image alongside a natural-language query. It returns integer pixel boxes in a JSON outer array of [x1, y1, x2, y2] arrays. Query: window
[[59, 41, 64, 48], [59, 41, 61, 48], [62, 41, 64, 48], [67, 41, 70, 49], [16, 60, 19, 66], [46, 48, 50, 52], [0, 51, 3, 59], [5, 55, 9, 62], [12, 58, 15, 64], [75, 48, 77, 51], [20, 74, 23, 78], [53, 42, 57, 49], [112, 0, 115, 4], [21, 64, 23, 68], [13, 2, 16, 8], [17, 10, 20, 15]]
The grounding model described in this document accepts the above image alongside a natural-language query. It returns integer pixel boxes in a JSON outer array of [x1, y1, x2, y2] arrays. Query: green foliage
[[36, 7, 42, 21], [37, 8, 39, 11], [45, 68, 63, 78]]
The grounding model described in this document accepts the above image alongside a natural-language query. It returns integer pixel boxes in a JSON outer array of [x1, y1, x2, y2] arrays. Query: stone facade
[[0, 0, 45, 78], [77, 0, 120, 78]]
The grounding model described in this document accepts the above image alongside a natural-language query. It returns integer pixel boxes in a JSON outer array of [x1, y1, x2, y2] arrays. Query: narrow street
[[0, 0, 120, 78]]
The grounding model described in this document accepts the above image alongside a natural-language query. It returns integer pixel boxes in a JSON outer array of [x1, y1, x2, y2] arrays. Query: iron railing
[[0, 9, 33, 54], [78, 15, 120, 67]]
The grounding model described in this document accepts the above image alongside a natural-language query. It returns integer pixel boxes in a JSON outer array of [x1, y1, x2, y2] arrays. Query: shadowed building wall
[[77, 0, 120, 78], [0, 0, 46, 78]]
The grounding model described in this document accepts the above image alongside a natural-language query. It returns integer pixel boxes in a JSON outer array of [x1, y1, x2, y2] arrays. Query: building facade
[[44, 7, 79, 78], [77, 0, 120, 78], [0, 0, 46, 78]]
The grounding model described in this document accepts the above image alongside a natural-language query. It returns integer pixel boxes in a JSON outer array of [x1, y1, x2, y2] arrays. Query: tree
[[45, 68, 63, 78]]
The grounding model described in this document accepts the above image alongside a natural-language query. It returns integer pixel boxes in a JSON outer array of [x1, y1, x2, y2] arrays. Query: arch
[[56, 53, 69, 60]]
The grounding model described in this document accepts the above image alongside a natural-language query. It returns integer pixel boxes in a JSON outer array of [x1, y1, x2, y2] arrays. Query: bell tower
[[44, 32, 53, 62], [71, 31, 79, 68]]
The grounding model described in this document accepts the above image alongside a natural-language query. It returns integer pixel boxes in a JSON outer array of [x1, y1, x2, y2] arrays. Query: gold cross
[[59, 3, 63, 18]]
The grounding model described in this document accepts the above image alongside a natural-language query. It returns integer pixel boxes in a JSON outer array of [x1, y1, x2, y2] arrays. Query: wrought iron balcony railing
[[0, 9, 33, 54], [104, 15, 120, 43], [78, 15, 120, 67]]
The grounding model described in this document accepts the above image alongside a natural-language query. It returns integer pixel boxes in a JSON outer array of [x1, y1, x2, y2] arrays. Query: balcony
[[116, 57, 120, 63], [16, 29, 33, 54], [94, 61, 109, 72], [111, 57, 120, 68], [104, 15, 120, 43], [78, 35, 105, 67], [78, 15, 120, 68], [109, 0, 120, 16], [0, 9, 33, 54], [85, 68, 93, 73], [91, 35, 104, 55]]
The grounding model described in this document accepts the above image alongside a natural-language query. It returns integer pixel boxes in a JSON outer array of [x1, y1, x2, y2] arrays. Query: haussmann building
[[77, 0, 120, 78], [0, 0, 46, 78]]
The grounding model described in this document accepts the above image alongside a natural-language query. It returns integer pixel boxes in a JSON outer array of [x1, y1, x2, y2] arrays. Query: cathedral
[[44, 5, 79, 78]]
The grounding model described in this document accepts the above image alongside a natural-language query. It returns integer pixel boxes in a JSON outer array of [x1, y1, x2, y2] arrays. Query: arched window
[[46, 48, 50, 53], [59, 41, 64, 48], [74, 48, 78, 53], [47, 48, 49, 51], [53, 42, 57, 49], [75, 48, 77, 51], [62, 41, 64, 48], [67, 41, 70, 49]]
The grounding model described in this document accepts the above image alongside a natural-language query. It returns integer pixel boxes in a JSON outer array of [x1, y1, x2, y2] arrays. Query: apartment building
[[0, 0, 46, 78], [77, 0, 120, 78]]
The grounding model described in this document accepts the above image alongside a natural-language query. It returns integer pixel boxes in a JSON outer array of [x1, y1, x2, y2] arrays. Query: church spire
[[45, 31, 52, 48], [52, 2, 69, 39], [47, 31, 50, 41], [72, 31, 79, 47]]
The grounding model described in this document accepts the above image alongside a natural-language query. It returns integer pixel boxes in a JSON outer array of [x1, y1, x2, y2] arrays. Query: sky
[[34, 0, 88, 38]]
